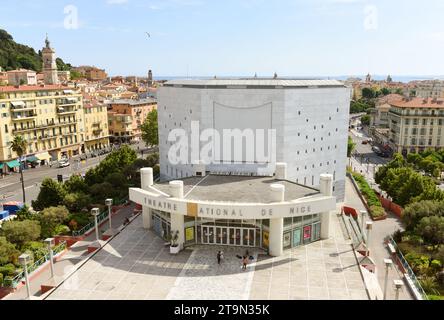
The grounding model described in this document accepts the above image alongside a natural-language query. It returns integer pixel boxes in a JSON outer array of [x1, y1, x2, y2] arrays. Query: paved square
[[46, 214, 369, 300]]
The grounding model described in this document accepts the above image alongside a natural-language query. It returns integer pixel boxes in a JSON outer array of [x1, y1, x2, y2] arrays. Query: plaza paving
[[46, 213, 369, 300]]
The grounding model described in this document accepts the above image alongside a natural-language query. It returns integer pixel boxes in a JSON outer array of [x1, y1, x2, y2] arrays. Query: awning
[[11, 101, 25, 107], [26, 155, 39, 163], [6, 160, 20, 168], [63, 90, 74, 94], [0, 163, 4, 169], [66, 97, 77, 103], [35, 152, 51, 161]]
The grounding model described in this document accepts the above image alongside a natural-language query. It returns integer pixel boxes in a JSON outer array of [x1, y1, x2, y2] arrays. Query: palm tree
[[10, 136, 28, 203]]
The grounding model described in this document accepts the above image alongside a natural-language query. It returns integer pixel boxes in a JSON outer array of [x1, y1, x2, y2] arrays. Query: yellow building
[[82, 96, 110, 153], [0, 85, 85, 170]]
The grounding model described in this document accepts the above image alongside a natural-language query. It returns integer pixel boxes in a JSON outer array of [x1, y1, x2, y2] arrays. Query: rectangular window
[[4, 124, 8, 133]]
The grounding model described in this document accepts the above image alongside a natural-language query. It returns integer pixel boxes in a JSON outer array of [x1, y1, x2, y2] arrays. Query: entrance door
[[234, 228, 241, 246], [216, 227, 227, 245], [202, 226, 215, 244], [292, 228, 302, 247], [229, 228, 236, 245], [303, 225, 312, 244], [283, 232, 292, 249], [312, 222, 321, 241]]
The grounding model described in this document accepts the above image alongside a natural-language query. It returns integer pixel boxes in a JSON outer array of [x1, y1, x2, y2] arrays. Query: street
[[0, 142, 157, 206]]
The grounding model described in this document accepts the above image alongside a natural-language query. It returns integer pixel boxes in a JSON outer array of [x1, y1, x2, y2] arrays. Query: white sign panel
[[130, 188, 336, 219]]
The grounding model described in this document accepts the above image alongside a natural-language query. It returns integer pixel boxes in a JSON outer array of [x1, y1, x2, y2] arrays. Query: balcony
[[57, 98, 78, 106], [39, 135, 56, 141], [11, 112, 37, 120], [92, 128, 103, 135]]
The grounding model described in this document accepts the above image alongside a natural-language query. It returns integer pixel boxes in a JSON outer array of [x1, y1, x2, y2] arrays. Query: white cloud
[[106, 0, 129, 5]]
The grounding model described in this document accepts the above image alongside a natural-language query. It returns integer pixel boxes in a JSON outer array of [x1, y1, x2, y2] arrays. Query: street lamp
[[360, 210, 366, 238], [44, 238, 55, 278], [105, 198, 113, 230], [18, 254, 31, 299], [91, 208, 100, 241], [393, 280, 404, 300], [366, 221, 373, 257], [383, 258, 393, 300]]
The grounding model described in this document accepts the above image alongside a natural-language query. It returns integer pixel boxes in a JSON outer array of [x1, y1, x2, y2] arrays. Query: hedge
[[351, 172, 385, 218]]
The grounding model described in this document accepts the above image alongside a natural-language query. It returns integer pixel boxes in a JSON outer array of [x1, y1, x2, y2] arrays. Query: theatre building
[[129, 163, 337, 257]]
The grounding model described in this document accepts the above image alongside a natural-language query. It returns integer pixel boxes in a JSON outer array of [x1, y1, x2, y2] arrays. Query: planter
[[170, 245, 180, 254]]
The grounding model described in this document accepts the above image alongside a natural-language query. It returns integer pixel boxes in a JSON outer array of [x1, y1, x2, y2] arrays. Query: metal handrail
[[387, 236, 429, 300], [3, 241, 67, 288]]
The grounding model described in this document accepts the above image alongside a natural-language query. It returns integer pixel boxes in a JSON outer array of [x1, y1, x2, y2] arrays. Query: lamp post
[[393, 280, 404, 300], [44, 238, 55, 278], [383, 258, 393, 300], [18, 254, 31, 299], [360, 210, 366, 239], [366, 221, 373, 257], [91, 207, 100, 241], [105, 198, 113, 230]]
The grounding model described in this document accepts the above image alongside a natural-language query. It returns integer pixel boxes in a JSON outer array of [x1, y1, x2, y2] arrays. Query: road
[[0, 142, 157, 206]]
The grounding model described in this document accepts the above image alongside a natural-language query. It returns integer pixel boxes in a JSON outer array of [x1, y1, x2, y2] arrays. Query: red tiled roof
[[390, 97, 444, 108], [0, 84, 70, 93]]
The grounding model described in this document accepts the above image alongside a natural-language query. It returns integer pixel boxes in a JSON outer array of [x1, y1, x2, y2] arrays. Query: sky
[[1, 0, 444, 78]]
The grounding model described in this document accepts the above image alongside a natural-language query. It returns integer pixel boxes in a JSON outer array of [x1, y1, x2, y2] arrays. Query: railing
[[71, 197, 129, 237], [3, 241, 67, 288], [387, 236, 428, 300]]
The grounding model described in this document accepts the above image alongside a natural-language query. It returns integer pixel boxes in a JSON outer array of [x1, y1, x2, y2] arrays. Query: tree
[[415, 216, 444, 246], [380, 87, 390, 96], [64, 174, 89, 194], [362, 87, 376, 100], [360, 114, 371, 126], [84, 145, 137, 186], [403, 200, 444, 231], [15, 205, 33, 221], [347, 136, 356, 158], [0, 237, 19, 266], [63, 193, 92, 212], [38, 206, 70, 238], [0, 220, 41, 249], [141, 109, 158, 147], [32, 178, 66, 211], [10, 135, 27, 203], [90, 182, 119, 202]]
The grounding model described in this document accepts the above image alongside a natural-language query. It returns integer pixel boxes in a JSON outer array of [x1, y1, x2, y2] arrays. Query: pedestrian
[[217, 251, 221, 265], [242, 255, 249, 270]]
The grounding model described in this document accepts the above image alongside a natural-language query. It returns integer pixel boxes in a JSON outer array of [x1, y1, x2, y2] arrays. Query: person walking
[[242, 255, 249, 270], [217, 251, 222, 265]]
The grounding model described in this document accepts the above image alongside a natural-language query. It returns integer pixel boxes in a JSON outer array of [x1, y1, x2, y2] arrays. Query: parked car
[[58, 160, 70, 168]]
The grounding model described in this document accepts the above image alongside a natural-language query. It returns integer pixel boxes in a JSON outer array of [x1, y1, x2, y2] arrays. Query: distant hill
[[0, 29, 73, 72]]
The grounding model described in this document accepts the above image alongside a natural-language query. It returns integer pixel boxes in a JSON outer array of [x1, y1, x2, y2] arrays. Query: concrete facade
[[158, 79, 350, 201]]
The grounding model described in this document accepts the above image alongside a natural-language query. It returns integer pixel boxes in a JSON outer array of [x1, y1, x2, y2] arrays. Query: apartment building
[[82, 96, 110, 153], [415, 80, 444, 99], [73, 66, 107, 81], [107, 98, 157, 143], [7, 69, 37, 86], [387, 97, 444, 155], [0, 85, 84, 171]]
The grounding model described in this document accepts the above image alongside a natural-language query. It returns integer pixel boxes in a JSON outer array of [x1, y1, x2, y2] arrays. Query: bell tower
[[42, 34, 59, 85]]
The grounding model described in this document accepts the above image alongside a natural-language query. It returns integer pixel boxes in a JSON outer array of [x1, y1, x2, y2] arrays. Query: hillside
[[0, 29, 73, 72]]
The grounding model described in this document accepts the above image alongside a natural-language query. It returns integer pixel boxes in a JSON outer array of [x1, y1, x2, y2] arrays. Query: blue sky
[[1, 0, 444, 77]]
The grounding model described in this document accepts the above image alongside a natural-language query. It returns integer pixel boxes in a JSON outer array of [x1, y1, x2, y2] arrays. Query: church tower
[[147, 69, 153, 86], [42, 35, 59, 85]]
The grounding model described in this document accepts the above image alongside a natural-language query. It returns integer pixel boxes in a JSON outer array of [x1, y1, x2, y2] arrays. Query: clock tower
[[42, 35, 59, 85]]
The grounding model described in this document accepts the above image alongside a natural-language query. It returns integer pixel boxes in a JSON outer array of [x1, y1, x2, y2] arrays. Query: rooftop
[[389, 97, 444, 108], [108, 98, 157, 105], [0, 84, 75, 93], [153, 174, 319, 203], [163, 78, 345, 89]]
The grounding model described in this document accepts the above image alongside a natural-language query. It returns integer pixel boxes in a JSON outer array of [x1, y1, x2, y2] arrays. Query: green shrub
[[352, 172, 383, 209], [54, 225, 70, 236], [1, 220, 41, 249], [67, 212, 92, 230], [0, 263, 16, 277], [419, 276, 440, 295], [0, 272, 3, 286], [427, 295, 444, 300], [21, 241, 47, 261], [63, 192, 92, 212], [38, 206, 70, 238], [370, 205, 385, 218], [430, 260, 442, 272]]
